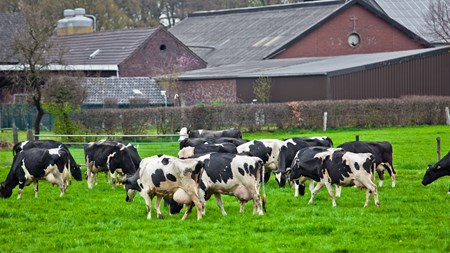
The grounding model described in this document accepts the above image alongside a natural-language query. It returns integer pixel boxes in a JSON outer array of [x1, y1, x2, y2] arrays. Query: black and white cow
[[121, 155, 204, 220], [178, 127, 242, 141], [422, 150, 450, 193], [289, 147, 380, 207], [197, 153, 266, 216], [12, 140, 82, 183], [277, 136, 334, 189], [178, 143, 237, 158], [1, 147, 70, 199], [179, 137, 248, 149], [84, 140, 140, 189], [337, 141, 396, 187], [237, 139, 284, 183]]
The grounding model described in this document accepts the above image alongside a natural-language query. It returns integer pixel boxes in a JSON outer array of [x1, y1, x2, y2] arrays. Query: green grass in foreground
[[0, 125, 449, 253]]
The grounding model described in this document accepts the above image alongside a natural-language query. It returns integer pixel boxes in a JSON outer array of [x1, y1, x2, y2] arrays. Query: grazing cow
[[12, 140, 82, 182], [197, 153, 266, 216], [277, 136, 334, 189], [289, 147, 380, 207], [178, 143, 237, 158], [178, 127, 242, 141], [422, 150, 450, 193], [84, 140, 140, 189], [337, 141, 396, 187], [180, 137, 248, 149], [237, 139, 283, 183], [121, 155, 204, 220], [1, 147, 70, 199]]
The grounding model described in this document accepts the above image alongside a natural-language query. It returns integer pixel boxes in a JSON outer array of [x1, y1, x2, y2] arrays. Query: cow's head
[[121, 169, 142, 202], [0, 182, 13, 198], [288, 156, 301, 182], [178, 127, 189, 141], [422, 163, 448, 186], [422, 151, 450, 186], [71, 164, 83, 182], [178, 146, 195, 159]]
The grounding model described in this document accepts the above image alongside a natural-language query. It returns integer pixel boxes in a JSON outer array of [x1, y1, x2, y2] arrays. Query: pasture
[[0, 125, 449, 252]]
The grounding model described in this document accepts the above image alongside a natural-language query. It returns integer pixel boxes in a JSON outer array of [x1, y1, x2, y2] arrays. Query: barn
[[174, 46, 450, 104], [167, 0, 448, 104]]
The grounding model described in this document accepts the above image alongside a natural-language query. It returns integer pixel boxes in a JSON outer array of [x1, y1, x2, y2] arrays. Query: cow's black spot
[[166, 173, 176, 182], [354, 162, 360, 170], [151, 169, 166, 187], [161, 158, 170, 165], [238, 167, 245, 176]]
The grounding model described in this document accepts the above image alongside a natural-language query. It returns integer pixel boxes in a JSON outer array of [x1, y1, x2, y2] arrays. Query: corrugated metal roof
[[372, 0, 442, 44], [170, 0, 345, 67], [52, 27, 160, 65], [84, 77, 165, 105], [176, 46, 450, 80]]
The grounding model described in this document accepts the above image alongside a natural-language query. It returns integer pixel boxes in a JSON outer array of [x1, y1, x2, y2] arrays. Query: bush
[[74, 96, 450, 133]]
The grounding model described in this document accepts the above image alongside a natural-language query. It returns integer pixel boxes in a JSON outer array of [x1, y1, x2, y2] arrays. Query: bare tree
[[424, 0, 450, 44], [5, 0, 64, 139]]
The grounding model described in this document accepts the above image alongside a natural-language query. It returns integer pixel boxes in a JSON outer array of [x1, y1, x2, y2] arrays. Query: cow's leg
[[335, 185, 342, 197], [140, 192, 153, 220], [181, 203, 193, 220], [17, 184, 25, 200], [361, 180, 380, 207], [308, 180, 315, 193], [324, 181, 337, 207], [376, 164, 385, 187], [109, 171, 116, 189], [308, 181, 324, 205], [155, 196, 164, 219], [214, 193, 227, 216], [33, 181, 39, 198], [293, 180, 300, 197], [252, 193, 263, 215], [384, 163, 396, 188], [184, 191, 203, 220], [239, 200, 245, 213]]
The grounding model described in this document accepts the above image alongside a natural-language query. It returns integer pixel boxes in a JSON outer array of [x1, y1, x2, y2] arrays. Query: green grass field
[[0, 125, 449, 252]]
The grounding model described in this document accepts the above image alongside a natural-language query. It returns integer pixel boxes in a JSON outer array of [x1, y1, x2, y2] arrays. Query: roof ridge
[[188, 0, 345, 17]]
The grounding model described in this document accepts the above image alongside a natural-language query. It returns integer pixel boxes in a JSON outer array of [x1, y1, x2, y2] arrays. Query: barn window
[[160, 44, 167, 51]]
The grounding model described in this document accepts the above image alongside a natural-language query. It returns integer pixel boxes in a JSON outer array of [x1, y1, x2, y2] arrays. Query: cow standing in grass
[[121, 155, 204, 220], [289, 147, 380, 207], [84, 140, 140, 189], [338, 141, 396, 187], [1, 147, 70, 199], [13, 140, 82, 183]]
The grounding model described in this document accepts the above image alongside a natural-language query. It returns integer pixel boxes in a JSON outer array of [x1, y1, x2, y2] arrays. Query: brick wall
[[275, 5, 424, 58], [178, 79, 237, 105], [119, 28, 206, 77]]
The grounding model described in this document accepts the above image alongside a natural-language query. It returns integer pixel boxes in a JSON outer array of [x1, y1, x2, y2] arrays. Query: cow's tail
[[260, 162, 266, 213], [12, 142, 21, 156]]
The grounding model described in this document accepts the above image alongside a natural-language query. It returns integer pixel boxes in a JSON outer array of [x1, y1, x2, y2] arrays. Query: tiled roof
[[170, 0, 345, 67], [371, 0, 442, 44], [83, 77, 165, 105], [54, 27, 160, 65]]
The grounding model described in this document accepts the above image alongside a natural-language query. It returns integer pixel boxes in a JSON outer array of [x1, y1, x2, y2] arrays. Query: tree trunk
[[33, 87, 43, 140], [34, 102, 44, 140]]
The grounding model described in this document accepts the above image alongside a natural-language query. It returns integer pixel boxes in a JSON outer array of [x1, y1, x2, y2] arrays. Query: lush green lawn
[[0, 125, 449, 252]]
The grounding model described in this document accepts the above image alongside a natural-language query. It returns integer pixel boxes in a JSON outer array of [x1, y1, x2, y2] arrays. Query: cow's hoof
[[157, 213, 165, 219]]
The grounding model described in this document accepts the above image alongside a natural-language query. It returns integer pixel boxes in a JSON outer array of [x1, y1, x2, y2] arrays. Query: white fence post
[[445, 107, 450, 125], [323, 112, 328, 132]]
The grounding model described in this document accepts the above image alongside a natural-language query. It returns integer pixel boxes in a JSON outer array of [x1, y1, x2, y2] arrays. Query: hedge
[[75, 96, 450, 133]]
